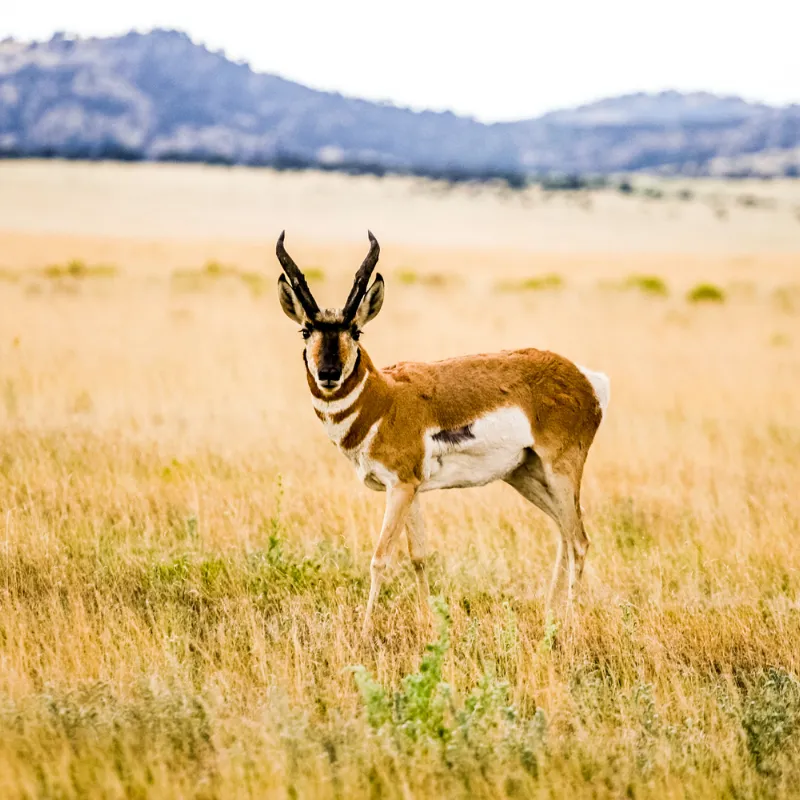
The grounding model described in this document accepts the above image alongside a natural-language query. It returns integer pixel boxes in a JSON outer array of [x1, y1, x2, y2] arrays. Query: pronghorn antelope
[[276, 231, 609, 634]]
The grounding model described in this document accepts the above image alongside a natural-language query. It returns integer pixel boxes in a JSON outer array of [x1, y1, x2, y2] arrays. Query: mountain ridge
[[1, 29, 798, 177]]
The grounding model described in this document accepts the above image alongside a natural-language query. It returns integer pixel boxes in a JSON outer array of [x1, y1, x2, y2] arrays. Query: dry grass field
[[0, 160, 799, 798]]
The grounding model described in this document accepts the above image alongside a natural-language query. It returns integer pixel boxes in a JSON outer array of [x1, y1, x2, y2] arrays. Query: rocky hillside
[[1, 29, 798, 176]]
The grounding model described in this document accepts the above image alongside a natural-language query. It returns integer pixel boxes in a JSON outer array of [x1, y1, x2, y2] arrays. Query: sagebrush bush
[[396, 269, 450, 287], [625, 274, 669, 297], [303, 266, 325, 282], [351, 598, 546, 778], [496, 274, 563, 292], [41, 260, 118, 279], [172, 262, 270, 296], [741, 668, 800, 777], [687, 283, 726, 303]]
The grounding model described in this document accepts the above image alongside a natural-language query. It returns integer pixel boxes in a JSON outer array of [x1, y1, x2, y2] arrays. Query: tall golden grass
[[0, 162, 799, 797]]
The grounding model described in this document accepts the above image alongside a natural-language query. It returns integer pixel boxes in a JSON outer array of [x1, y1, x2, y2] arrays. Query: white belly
[[419, 406, 533, 492]]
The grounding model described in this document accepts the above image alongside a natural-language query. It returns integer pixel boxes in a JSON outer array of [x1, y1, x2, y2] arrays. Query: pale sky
[[3, 0, 799, 122]]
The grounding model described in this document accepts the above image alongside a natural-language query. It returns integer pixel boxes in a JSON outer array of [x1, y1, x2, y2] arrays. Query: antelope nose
[[318, 367, 341, 385]]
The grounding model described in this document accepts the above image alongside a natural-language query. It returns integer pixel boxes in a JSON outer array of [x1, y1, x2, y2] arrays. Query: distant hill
[[1, 30, 799, 178]]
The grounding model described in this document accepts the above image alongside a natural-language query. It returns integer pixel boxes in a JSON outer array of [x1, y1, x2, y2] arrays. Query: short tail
[[577, 365, 611, 416]]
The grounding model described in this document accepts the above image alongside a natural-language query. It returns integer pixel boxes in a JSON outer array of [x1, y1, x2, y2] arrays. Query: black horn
[[276, 231, 320, 317], [342, 231, 381, 323]]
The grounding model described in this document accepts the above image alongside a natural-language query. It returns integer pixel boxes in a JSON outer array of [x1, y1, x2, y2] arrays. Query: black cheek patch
[[432, 425, 475, 446]]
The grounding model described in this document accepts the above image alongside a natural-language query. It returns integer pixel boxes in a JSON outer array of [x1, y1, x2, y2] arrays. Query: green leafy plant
[[742, 668, 800, 776], [351, 596, 453, 744], [350, 597, 546, 771], [539, 612, 559, 653]]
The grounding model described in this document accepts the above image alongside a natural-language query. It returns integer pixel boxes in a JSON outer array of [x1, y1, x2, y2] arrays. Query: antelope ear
[[278, 275, 309, 324], [353, 274, 384, 328]]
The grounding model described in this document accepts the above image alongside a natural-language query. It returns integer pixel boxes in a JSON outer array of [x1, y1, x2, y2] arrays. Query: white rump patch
[[577, 364, 611, 415], [420, 406, 533, 492]]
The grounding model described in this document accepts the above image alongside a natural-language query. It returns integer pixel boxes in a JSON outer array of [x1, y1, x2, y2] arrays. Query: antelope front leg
[[546, 535, 569, 617], [405, 496, 430, 623], [362, 483, 417, 636]]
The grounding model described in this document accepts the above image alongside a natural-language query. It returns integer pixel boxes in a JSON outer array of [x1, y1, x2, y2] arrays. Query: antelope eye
[[301, 329, 312, 340], [352, 329, 361, 341]]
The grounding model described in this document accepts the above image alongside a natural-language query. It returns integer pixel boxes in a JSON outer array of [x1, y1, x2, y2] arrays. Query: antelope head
[[276, 231, 384, 392]]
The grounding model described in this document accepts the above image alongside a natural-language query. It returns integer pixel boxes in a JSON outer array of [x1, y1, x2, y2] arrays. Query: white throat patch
[[311, 371, 370, 448], [311, 371, 369, 415]]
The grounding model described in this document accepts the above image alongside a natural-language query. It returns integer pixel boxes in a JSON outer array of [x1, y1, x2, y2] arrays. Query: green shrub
[[172, 262, 271, 295], [396, 269, 450, 287], [303, 267, 325, 282], [736, 194, 775, 210], [202, 260, 238, 278], [238, 271, 269, 296], [741, 668, 800, 776], [71, 391, 94, 415], [769, 333, 791, 348], [772, 285, 800, 313], [496, 274, 563, 292], [604, 497, 655, 553], [350, 598, 546, 769], [350, 597, 454, 740], [624, 275, 669, 297], [41, 260, 118, 279], [396, 269, 419, 285], [687, 283, 725, 303]]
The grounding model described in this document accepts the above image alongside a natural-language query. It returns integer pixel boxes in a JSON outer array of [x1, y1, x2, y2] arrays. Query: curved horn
[[342, 230, 381, 323], [276, 231, 320, 317]]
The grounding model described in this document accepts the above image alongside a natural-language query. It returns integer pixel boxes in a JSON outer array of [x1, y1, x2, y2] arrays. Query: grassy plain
[[0, 161, 799, 797]]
